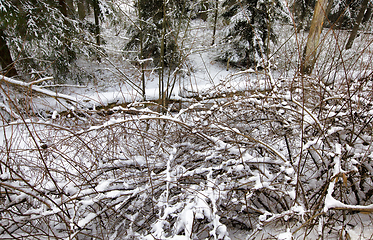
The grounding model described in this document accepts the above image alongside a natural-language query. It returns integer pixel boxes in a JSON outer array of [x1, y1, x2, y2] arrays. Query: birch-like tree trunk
[[301, 0, 330, 75]]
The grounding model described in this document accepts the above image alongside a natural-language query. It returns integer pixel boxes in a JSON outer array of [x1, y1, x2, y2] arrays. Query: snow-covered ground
[[25, 19, 277, 115]]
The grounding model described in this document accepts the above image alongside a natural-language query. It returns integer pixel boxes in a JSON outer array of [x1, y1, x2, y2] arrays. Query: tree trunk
[[160, 0, 166, 107], [138, 1, 146, 101], [301, 0, 330, 75], [0, 29, 17, 77], [363, 7, 372, 23], [78, 0, 86, 20], [345, 0, 369, 50], [59, 0, 67, 16], [66, 0, 74, 16], [92, 0, 101, 46], [212, 0, 219, 45]]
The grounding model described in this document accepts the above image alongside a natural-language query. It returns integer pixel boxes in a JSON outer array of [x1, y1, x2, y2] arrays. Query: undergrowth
[[1, 8, 373, 240]]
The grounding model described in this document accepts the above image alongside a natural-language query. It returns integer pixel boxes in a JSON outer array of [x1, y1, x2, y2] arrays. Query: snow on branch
[[0, 102, 20, 119], [324, 144, 373, 213], [324, 184, 373, 213]]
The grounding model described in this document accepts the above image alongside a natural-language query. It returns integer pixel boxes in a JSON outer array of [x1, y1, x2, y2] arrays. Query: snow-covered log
[[0, 74, 78, 103]]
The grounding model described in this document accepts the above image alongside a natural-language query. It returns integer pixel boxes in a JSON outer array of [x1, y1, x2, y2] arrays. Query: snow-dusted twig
[[0, 102, 20, 119], [27, 76, 53, 86]]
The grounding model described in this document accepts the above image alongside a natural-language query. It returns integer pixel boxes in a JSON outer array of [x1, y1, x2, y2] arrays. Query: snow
[[277, 229, 292, 240], [347, 224, 373, 240], [324, 188, 346, 212], [95, 179, 113, 192], [78, 212, 97, 228]]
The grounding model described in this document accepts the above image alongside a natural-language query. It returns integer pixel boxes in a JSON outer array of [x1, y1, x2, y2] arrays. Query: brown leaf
[[342, 173, 348, 187]]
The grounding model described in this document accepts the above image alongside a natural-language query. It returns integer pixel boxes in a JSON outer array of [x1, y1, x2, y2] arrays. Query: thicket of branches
[[1, 71, 373, 239]]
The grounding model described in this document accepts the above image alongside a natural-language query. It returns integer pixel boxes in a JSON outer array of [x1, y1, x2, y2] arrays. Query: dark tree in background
[[126, 0, 190, 67], [126, 0, 191, 103], [0, 1, 19, 76], [0, 0, 82, 81], [218, 0, 288, 68], [345, 0, 371, 49], [92, 0, 101, 46], [0, 28, 17, 77], [293, 0, 373, 31], [328, 0, 370, 29], [291, 0, 316, 31], [0, 0, 120, 82]]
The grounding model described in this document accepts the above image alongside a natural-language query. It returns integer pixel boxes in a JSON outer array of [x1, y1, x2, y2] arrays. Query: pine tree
[[125, 0, 191, 102], [126, 0, 190, 67], [219, 0, 288, 68], [328, 0, 366, 29], [291, 0, 316, 31], [0, 0, 85, 81], [0, 28, 17, 77], [0, 0, 19, 76], [0, 0, 122, 82]]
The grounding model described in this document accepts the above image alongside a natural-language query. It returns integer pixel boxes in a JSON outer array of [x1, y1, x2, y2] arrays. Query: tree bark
[[301, 0, 330, 75], [0, 29, 17, 77], [59, 0, 67, 16], [78, 0, 86, 20], [92, 0, 101, 46], [160, 0, 166, 107], [363, 7, 372, 23], [66, 0, 74, 16], [138, 1, 146, 100], [212, 0, 219, 45], [345, 0, 369, 50]]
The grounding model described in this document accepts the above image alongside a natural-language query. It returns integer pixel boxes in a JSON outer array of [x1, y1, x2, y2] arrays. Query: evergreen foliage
[[219, 0, 288, 68], [328, 0, 372, 29], [291, 0, 372, 30], [0, 0, 119, 82], [291, 0, 316, 31], [190, 0, 214, 21], [125, 0, 190, 68], [0, 0, 79, 80]]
